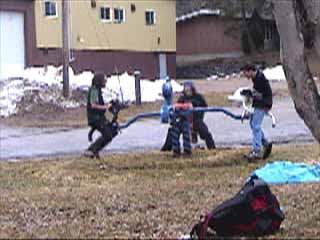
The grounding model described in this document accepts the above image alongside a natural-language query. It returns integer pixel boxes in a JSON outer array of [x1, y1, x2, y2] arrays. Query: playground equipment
[[89, 78, 276, 143], [118, 79, 277, 130]]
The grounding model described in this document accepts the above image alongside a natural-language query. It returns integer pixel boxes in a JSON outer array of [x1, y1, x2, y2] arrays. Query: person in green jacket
[[84, 73, 116, 159]]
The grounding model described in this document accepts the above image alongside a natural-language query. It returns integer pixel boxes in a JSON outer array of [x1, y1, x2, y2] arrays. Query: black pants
[[161, 127, 173, 151], [193, 120, 216, 149], [161, 120, 215, 151], [87, 119, 118, 154]]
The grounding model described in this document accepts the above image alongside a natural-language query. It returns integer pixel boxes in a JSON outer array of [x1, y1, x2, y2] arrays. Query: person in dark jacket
[[241, 64, 273, 161], [161, 81, 216, 152], [84, 73, 117, 159]]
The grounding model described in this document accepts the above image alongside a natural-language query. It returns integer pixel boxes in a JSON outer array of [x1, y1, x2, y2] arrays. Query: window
[[146, 10, 156, 25], [114, 8, 125, 23], [100, 7, 111, 22], [44, 0, 57, 17]]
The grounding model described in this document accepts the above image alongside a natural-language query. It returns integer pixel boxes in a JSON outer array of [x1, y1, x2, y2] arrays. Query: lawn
[[0, 144, 319, 238]]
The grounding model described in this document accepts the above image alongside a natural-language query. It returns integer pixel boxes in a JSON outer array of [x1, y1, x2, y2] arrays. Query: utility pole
[[62, 0, 70, 98], [134, 70, 142, 106]]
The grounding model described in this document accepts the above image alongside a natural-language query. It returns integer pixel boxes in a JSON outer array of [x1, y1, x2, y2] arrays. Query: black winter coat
[[252, 71, 273, 109]]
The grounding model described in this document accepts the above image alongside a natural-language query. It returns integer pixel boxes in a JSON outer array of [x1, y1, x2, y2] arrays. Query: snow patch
[[206, 75, 219, 81], [0, 66, 182, 117], [103, 72, 183, 103], [0, 79, 25, 117], [263, 65, 286, 82]]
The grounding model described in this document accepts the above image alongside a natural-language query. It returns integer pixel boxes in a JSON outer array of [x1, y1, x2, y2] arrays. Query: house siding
[[0, 0, 175, 79], [177, 15, 242, 56], [30, 48, 176, 79], [34, 0, 176, 52]]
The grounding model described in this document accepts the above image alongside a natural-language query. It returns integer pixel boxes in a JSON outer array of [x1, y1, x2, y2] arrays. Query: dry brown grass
[[0, 144, 319, 238]]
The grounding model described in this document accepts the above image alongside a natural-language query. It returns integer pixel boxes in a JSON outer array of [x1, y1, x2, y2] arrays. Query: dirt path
[[0, 97, 315, 161]]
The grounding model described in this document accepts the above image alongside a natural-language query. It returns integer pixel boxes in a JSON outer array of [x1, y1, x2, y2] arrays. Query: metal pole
[[134, 70, 141, 105], [62, 0, 70, 98]]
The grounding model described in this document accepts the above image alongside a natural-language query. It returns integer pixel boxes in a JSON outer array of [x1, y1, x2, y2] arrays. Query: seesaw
[[89, 79, 276, 144]]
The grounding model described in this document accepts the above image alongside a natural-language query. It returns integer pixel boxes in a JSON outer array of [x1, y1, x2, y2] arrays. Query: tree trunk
[[272, 0, 320, 142], [303, 0, 320, 56]]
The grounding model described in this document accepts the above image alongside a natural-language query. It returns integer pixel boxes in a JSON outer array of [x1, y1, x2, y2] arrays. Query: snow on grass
[[263, 65, 286, 82], [263, 65, 319, 82], [0, 66, 182, 117], [205, 65, 288, 82], [104, 72, 183, 103], [0, 79, 25, 117]]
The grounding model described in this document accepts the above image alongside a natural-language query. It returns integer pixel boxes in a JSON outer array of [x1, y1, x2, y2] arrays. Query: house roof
[[176, 8, 254, 23], [176, 0, 274, 22], [176, 8, 221, 23], [176, 0, 216, 18]]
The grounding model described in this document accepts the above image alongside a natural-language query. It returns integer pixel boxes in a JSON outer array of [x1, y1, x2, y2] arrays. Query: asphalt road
[[0, 99, 315, 161]]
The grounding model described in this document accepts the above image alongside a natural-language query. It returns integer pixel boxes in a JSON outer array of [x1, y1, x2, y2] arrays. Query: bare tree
[[271, 0, 320, 142]]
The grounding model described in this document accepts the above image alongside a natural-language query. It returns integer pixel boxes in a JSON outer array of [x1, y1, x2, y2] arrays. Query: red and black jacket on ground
[[190, 176, 284, 238]]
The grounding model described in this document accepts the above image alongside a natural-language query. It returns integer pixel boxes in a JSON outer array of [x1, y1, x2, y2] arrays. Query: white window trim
[[113, 7, 126, 24], [146, 9, 156, 25], [100, 6, 112, 23], [44, 0, 58, 19]]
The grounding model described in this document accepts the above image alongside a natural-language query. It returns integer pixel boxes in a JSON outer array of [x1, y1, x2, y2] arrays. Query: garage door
[[0, 11, 25, 80]]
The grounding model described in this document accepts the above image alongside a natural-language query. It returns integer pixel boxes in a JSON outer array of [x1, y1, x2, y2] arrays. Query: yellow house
[[0, 0, 176, 79]]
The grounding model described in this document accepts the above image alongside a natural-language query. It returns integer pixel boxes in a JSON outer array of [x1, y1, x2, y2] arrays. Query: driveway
[[0, 98, 315, 161]]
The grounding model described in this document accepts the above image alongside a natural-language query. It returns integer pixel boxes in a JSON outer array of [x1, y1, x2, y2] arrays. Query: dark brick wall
[[177, 16, 242, 55]]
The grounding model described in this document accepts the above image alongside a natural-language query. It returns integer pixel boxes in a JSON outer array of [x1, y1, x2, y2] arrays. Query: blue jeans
[[250, 108, 269, 152], [172, 119, 192, 154]]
